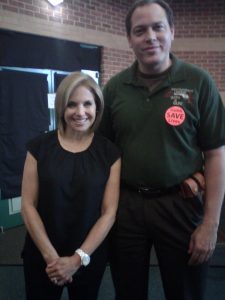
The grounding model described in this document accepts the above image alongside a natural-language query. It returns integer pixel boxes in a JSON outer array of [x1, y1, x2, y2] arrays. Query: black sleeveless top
[[22, 130, 120, 258]]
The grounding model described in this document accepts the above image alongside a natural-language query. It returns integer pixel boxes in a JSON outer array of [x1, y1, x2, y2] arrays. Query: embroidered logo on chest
[[164, 88, 194, 105]]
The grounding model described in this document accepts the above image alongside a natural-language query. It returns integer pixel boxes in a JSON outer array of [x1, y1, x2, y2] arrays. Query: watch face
[[75, 249, 90, 266], [82, 254, 90, 266]]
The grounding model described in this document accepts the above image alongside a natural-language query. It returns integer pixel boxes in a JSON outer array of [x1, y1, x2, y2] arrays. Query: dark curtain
[[0, 70, 49, 199], [0, 29, 101, 72], [54, 73, 68, 91]]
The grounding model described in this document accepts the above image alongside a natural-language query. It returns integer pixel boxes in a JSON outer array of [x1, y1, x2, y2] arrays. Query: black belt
[[121, 182, 180, 198]]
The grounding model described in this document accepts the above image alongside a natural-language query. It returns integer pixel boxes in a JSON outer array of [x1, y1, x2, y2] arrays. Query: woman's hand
[[46, 254, 81, 286]]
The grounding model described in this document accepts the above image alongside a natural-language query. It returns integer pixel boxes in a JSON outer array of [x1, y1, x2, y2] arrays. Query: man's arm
[[188, 145, 225, 265], [98, 84, 115, 141]]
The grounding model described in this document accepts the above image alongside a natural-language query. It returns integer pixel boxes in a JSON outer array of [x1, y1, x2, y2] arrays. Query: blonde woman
[[21, 72, 121, 300]]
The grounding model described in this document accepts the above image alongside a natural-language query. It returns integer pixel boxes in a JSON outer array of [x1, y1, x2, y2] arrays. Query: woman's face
[[63, 85, 96, 134]]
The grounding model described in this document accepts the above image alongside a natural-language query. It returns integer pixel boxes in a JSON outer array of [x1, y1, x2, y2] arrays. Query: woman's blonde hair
[[55, 72, 104, 134]]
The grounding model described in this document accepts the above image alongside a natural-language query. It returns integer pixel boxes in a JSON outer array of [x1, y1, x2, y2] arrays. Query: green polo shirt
[[100, 54, 225, 188]]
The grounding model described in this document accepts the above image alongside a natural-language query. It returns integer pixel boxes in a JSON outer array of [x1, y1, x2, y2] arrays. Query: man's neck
[[138, 64, 171, 92], [138, 58, 172, 76]]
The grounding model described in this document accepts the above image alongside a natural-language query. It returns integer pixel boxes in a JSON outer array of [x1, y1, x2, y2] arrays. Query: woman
[[21, 72, 121, 300]]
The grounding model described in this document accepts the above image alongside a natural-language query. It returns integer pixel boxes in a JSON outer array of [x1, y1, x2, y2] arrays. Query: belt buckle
[[138, 186, 150, 194], [138, 186, 161, 196], [138, 186, 150, 192]]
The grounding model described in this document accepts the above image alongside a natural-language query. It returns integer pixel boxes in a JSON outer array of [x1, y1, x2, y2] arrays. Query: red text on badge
[[165, 106, 185, 126]]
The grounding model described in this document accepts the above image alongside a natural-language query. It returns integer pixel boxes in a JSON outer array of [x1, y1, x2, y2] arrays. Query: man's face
[[128, 3, 174, 74]]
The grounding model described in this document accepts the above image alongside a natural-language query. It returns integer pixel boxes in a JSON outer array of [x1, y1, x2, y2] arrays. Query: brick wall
[[0, 0, 224, 94], [171, 0, 225, 38], [0, 0, 129, 35], [175, 51, 225, 91], [171, 0, 225, 94], [101, 47, 134, 84]]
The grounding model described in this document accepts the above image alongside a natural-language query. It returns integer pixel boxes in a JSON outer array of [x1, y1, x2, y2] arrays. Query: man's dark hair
[[126, 0, 174, 36]]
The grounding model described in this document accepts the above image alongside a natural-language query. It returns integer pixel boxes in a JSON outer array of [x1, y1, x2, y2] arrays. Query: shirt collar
[[124, 53, 186, 87]]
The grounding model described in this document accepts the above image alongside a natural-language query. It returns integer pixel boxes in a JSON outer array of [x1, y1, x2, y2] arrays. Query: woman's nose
[[76, 105, 85, 115]]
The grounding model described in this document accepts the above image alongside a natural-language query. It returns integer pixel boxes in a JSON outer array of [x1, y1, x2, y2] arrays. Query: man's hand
[[188, 222, 218, 265]]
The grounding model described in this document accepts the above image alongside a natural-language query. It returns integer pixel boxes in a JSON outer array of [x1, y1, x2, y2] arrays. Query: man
[[100, 0, 225, 299]]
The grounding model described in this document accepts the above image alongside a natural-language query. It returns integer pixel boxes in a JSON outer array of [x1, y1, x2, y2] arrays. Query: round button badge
[[165, 106, 186, 126]]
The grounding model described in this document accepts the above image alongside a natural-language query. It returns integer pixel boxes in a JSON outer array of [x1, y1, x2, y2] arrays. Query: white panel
[[8, 197, 21, 215], [81, 70, 99, 84], [48, 93, 56, 108]]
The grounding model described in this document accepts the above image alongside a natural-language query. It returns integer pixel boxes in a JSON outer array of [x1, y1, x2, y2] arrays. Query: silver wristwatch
[[75, 248, 90, 266]]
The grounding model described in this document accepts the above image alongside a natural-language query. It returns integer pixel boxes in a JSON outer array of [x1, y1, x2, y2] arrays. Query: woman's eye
[[67, 101, 76, 108], [84, 101, 92, 106]]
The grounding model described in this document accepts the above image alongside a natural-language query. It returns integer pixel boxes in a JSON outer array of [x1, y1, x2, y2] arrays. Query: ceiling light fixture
[[47, 0, 64, 6]]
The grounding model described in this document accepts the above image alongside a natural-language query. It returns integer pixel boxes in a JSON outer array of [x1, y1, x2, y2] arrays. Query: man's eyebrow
[[133, 25, 146, 29], [133, 22, 162, 31], [133, 21, 165, 28]]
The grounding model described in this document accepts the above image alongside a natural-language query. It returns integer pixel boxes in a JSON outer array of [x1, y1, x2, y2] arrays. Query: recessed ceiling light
[[47, 0, 63, 6]]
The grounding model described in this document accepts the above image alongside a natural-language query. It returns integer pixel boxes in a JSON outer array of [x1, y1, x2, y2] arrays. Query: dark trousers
[[109, 188, 208, 300], [23, 243, 107, 300]]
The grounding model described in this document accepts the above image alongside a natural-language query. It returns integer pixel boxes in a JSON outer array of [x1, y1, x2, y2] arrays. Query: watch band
[[75, 248, 90, 266]]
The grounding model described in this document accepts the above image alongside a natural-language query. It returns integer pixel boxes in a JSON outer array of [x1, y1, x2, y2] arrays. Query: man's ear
[[127, 35, 133, 49], [171, 27, 175, 41]]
